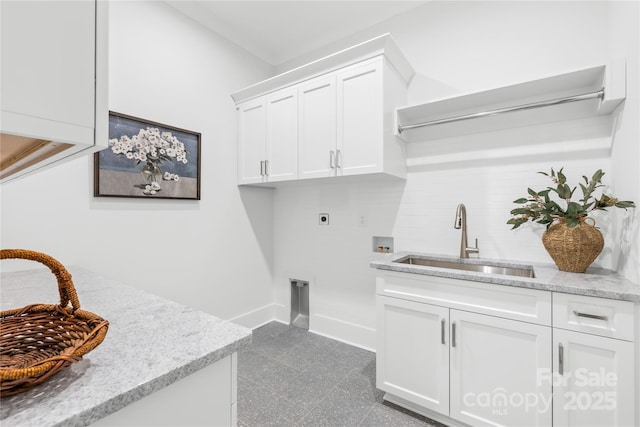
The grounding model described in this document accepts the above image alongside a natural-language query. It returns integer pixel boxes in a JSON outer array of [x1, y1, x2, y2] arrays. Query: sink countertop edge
[[371, 251, 640, 302]]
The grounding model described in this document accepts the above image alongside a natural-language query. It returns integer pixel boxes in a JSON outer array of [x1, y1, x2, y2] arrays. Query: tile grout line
[[293, 383, 342, 427], [356, 404, 377, 427], [244, 349, 368, 425], [238, 353, 329, 425]]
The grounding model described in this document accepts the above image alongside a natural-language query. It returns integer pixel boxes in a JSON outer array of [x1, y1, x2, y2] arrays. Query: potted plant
[[507, 168, 635, 272]]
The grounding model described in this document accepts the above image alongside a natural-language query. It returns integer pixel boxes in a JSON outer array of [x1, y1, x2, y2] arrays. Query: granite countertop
[[371, 251, 640, 302], [0, 266, 252, 427]]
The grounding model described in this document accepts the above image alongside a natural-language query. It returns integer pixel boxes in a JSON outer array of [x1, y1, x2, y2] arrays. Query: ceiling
[[165, 1, 429, 67]]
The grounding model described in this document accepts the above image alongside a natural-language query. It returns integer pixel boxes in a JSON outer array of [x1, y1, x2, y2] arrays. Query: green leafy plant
[[508, 168, 635, 229]]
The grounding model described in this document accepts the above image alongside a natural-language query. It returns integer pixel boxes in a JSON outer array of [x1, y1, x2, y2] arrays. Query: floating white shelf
[[396, 61, 626, 142]]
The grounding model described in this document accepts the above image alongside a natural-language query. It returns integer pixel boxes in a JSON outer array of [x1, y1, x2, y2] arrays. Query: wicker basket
[[542, 217, 604, 273], [0, 249, 109, 397]]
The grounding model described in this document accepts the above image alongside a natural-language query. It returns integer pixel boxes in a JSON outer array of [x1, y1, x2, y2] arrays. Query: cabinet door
[[266, 87, 298, 182], [450, 310, 552, 427], [336, 60, 383, 176], [298, 75, 336, 179], [552, 329, 634, 427], [1, 0, 95, 145], [376, 296, 450, 414], [237, 98, 266, 184]]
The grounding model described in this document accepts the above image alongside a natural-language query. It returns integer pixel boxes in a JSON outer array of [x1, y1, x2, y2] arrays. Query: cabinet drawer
[[552, 292, 635, 341], [377, 272, 551, 325]]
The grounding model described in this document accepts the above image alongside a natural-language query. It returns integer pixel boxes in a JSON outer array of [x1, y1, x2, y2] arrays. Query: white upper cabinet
[[336, 60, 383, 177], [298, 75, 337, 179], [237, 86, 299, 185], [0, 0, 108, 182], [266, 87, 298, 182], [237, 99, 266, 184], [2, 1, 94, 133], [232, 34, 414, 187]]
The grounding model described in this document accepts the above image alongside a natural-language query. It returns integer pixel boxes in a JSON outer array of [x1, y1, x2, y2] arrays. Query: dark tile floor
[[237, 321, 445, 427]]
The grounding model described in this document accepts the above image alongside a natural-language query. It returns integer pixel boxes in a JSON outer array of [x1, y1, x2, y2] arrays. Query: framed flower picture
[[94, 112, 201, 200]]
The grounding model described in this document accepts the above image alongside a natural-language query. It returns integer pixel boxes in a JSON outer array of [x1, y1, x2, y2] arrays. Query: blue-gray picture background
[[100, 114, 199, 178]]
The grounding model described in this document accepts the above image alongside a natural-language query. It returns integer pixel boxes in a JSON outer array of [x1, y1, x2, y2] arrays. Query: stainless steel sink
[[395, 256, 535, 278]]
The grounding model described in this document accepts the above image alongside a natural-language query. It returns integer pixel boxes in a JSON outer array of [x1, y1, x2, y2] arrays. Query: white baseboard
[[228, 303, 283, 330], [383, 393, 470, 427], [273, 303, 290, 324], [311, 313, 376, 352], [229, 306, 377, 352]]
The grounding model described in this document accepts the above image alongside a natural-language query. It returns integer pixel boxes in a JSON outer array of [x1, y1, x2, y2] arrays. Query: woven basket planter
[[542, 217, 604, 273], [0, 249, 109, 397]]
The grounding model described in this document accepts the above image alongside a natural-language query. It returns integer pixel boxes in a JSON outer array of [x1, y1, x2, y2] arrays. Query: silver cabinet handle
[[329, 150, 335, 169], [336, 149, 342, 168], [264, 159, 269, 176], [559, 343, 564, 375], [573, 310, 608, 321], [259, 160, 264, 176], [452, 322, 457, 348], [441, 319, 445, 345]]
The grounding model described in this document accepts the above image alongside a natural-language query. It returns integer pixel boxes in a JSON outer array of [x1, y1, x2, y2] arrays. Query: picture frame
[[94, 112, 201, 200]]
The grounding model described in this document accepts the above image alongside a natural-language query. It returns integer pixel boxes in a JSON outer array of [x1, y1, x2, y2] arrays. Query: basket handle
[[1, 249, 81, 310]]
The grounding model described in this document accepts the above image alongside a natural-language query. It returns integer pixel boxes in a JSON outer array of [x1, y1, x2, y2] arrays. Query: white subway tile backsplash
[[273, 142, 618, 346]]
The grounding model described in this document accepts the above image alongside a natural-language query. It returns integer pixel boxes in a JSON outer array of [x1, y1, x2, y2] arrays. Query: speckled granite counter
[[0, 266, 252, 427], [371, 251, 640, 302]]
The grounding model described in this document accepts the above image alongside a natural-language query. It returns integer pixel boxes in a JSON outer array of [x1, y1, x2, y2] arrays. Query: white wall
[[0, 1, 275, 323], [609, 0, 640, 282], [1, 1, 637, 351], [272, 1, 640, 349]]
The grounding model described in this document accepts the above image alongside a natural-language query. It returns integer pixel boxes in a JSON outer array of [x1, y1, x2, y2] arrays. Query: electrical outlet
[[319, 213, 330, 225]]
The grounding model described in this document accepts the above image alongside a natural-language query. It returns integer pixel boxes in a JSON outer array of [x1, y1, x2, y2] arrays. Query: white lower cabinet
[[377, 296, 449, 414], [377, 294, 551, 427], [551, 292, 636, 427], [552, 325, 635, 427], [449, 310, 552, 427], [376, 271, 637, 427]]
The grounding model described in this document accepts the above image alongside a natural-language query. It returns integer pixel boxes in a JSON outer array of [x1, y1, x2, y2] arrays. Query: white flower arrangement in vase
[[109, 127, 188, 195]]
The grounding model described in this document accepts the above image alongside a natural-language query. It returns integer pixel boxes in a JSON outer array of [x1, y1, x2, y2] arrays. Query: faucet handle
[[466, 238, 480, 256]]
